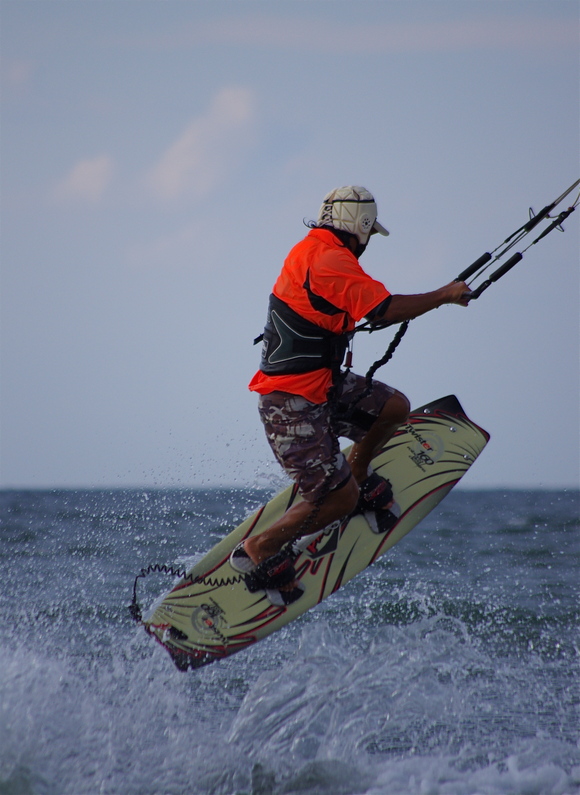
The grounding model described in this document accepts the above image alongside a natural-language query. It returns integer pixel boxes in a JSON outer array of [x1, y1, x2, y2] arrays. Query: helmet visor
[[371, 219, 389, 237]]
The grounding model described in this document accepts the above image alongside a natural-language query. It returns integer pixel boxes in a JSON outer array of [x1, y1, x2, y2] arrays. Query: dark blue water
[[1, 488, 578, 795]]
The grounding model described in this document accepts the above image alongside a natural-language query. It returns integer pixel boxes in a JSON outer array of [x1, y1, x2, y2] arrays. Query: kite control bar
[[457, 177, 579, 300], [353, 177, 579, 334], [350, 178, 579, 372]]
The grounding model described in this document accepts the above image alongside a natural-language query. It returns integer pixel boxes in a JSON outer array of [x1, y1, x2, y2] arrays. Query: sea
[[0, 487, 578, 795]]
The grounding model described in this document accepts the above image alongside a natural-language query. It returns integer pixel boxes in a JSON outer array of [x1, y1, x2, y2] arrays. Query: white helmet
[[317, 186, 389, 246]]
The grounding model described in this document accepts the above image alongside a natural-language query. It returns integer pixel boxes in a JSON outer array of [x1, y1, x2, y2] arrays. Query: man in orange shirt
[[231, 186, 469, 605]]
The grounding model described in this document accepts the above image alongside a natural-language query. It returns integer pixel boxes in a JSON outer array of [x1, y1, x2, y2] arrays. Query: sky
[[1, 0, 579, 490]]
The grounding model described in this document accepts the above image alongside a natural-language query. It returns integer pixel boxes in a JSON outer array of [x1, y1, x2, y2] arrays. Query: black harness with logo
[[257, 293, 350, 376]]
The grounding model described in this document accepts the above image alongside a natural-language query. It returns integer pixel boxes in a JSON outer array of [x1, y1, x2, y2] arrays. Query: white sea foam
[[1, 488, 578, 794]]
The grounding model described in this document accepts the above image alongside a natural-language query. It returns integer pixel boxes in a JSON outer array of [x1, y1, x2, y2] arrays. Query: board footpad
[[245, 550, 296, 592]]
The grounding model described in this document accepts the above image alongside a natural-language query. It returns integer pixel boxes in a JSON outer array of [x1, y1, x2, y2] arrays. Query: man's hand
[[440, 281, 471, 306]]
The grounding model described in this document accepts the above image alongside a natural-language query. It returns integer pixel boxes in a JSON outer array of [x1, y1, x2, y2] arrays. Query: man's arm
[[369, 281, 470, 325]]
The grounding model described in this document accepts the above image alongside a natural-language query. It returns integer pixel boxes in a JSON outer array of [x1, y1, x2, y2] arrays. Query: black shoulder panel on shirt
[[365, 295, 392, 322], [303, 270, 344, 316]]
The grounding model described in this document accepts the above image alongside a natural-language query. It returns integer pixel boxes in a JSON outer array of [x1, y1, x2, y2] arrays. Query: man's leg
[[241, 391, 358, 568], [244, 391, 409, 564], [346, 390, 410, 484], [244, 474, 359, 564], [241, 385, 409, 568]]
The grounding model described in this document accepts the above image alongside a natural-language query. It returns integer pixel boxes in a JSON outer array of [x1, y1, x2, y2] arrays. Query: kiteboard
[[142, 395, 489, 670]]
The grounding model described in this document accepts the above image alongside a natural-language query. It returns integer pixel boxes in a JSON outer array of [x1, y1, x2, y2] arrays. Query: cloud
[[146, 86, 256, 200], [55, 155, 114, 202]]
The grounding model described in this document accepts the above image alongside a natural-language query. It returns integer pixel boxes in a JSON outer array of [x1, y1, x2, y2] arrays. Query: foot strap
[[244, 550, 296, 593], [355, 472, 394, 513]]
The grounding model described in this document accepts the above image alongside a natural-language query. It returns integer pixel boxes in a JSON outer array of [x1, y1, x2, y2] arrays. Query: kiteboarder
[[230, 186, 470, 605]]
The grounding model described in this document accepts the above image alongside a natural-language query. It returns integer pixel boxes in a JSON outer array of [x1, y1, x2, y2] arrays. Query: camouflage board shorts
[[258, 372, 395, 503]]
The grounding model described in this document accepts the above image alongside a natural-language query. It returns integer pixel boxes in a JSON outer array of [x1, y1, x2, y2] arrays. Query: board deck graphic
[[143, 395, 489, 670]]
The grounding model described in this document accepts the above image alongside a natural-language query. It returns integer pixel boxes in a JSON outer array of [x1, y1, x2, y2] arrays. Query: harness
[[257, 293, 350, 376]]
